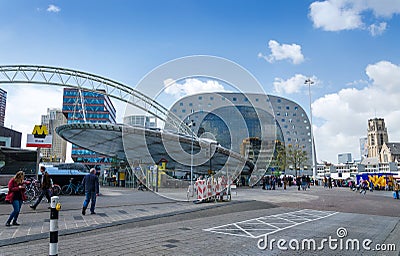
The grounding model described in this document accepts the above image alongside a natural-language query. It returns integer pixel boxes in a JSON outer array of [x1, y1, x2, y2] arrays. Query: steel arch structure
[[0, 65, 194, 137]]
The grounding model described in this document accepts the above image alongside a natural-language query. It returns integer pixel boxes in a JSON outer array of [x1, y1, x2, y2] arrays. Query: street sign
[[26, 125, 52, 148]]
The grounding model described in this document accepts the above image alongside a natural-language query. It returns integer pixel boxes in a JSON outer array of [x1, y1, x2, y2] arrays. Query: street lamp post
[[305, 78, 316, 180], [187, 112, 195, 197], [190, 124, 194, 192]]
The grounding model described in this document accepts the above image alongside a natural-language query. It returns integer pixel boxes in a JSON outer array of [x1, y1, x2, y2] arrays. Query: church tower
[[367, 118, 388, 158]]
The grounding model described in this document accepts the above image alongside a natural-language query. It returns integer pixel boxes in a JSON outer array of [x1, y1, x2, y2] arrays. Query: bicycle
[[51, 182, 62, 196], [24, 177, 41, 203], [61, 178, 84, 195]]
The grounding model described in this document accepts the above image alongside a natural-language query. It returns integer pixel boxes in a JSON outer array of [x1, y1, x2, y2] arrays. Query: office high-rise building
[[0, 88, 6, 126], [41, 108, 67, 162], [62, 88, 116, 166], [359, 137, 368, 160], [338, 153, 352, 164]]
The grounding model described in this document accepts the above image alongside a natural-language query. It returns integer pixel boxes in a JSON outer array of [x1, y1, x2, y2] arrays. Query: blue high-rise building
[[62, 88, 116, 166], [0, 88, 6, 127]]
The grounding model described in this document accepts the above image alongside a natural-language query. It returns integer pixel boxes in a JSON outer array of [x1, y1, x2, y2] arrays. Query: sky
[[1, 0, 400, 164]]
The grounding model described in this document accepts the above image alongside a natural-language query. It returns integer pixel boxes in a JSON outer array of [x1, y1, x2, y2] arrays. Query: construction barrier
[[193, 176, 232, 203]]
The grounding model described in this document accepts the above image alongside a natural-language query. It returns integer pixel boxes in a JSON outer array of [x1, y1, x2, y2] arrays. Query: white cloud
[[3, 85, 63, 147], [312, 60, 400, 163], [164, 78, 226, 99], [309, 0, 400, 33], [366, 60, 400, 92], [258, 40, 304, 65], [345, 79, 369, 86], [364, 0, 400, 17], [310, 1, 363, 31], [47, 4, 61, 13], [273, 74, 318, 94], [309, 0, 362, 31], [369, 22, 387, 36]]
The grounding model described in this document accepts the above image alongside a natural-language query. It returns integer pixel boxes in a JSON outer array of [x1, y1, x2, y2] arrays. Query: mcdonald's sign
[[26, 125, 52, 148]]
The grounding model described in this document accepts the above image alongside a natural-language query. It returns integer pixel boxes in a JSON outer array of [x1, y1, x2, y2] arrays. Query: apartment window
[[233, 97, 237, 101], [179, 102, 183, 106], [210, 96, 214, 100], [198, 96, 203, 100]]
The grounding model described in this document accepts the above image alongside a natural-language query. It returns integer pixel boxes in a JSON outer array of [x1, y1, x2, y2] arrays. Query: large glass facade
[[168, 92, 313, 175], [62, 88, 116, 166], [198, 106, 268, 152]]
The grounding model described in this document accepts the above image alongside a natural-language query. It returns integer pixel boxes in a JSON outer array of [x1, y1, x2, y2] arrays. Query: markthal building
[[57, 90, 314, 200]]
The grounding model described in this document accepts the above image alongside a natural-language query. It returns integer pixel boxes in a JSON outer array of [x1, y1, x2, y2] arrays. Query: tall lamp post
[[305, 78, 316, 180], [187, 112, 195, 197]]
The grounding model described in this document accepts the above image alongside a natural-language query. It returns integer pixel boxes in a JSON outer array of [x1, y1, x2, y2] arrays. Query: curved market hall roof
[[56, 123, 253, 175]]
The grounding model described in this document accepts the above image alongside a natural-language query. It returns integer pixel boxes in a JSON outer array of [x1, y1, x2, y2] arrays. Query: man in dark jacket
[[30, 166, 51, 210], [81, 168, 99, 215]]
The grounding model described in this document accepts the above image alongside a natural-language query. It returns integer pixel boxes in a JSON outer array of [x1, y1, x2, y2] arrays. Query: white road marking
[[204, 209, 338, 238]]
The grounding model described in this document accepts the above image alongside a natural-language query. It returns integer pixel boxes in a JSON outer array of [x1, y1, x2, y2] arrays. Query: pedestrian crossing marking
[[204, 209, 338, 238]]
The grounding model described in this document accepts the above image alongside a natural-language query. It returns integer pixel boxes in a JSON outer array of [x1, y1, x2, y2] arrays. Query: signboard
[[26, 125, 52, 148]]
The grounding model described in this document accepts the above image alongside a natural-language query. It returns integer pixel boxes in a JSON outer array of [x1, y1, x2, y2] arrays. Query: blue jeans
[[83, 192, 97, 213], [32, 188, 51, 208], [8, 200, 23, 223]]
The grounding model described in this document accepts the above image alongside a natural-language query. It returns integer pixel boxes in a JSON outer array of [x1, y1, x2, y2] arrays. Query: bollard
[[49, 196, 61, 256]]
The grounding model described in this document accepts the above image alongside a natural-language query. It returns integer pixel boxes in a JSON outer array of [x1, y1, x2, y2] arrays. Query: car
[[0, 186, 8, 203]]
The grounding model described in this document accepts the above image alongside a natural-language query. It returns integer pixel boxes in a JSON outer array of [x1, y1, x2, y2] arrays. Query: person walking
[[360, 179, 368, 195], [81, 168, 100, 215], [30, 166, 51, 210], [296, 176, 301, 191], [283, 175, 287, 190], [5, 171, 27, 226]]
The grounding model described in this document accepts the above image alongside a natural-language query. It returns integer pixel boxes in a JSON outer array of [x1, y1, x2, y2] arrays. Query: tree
[[274, 142, 287, 173], [274, 144, 308, 177], [286, 144, 308, 177]]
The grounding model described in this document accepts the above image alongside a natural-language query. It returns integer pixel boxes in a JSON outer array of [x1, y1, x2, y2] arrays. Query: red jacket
[[5, 178, 27, 203]]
